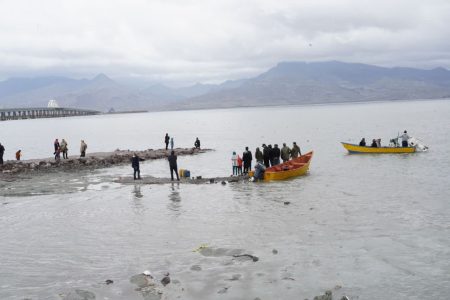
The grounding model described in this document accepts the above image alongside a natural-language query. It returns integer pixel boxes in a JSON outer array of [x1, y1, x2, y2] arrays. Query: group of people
[[131, 150, 180, 181], [359, 130, 410, 148], [0, 143, 21, 162], [164, 133, 201, 150], [52, 139, 88, 160], [231, 142, 302, 176]]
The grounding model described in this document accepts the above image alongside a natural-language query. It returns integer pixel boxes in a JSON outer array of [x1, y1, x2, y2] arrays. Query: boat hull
[[249, 151, 313, 181], [341, 142, 415, 154]]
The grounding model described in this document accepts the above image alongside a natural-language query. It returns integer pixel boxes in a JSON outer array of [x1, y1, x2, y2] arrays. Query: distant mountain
[[1, 61, 449, 112], [168, 61, 450, 110]]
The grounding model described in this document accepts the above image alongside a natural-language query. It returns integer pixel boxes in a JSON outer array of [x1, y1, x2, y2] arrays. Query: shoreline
[[0, 147, 211, 180]]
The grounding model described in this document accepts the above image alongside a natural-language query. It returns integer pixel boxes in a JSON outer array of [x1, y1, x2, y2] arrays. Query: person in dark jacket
[[290, 142, 301, 158], [272, 144, 281, 165], [131, 153, 144, 180], [255, 147, 263, 163], [164, 133, 170, 150], [0, 143, 5, 165], [268, 144, 275, 166], [371, 139, 378, 147], [54, 138, 60, 155], [168, 151, 180, 181], [194, 137, 201, 149], [359, 138, 366, 146], [242, 147, 252, 174], [262, 144, 270, 168]]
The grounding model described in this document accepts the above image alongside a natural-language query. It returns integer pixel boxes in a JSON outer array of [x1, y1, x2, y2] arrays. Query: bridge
[[0, 107, 100, 121]]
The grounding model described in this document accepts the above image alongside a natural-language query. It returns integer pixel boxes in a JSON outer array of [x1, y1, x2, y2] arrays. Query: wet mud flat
[[115, 174, 249, 185], [0, 147, 211, 181]]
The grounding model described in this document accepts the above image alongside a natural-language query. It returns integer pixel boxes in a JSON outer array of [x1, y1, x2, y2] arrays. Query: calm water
[[1, 100, 450, 299]]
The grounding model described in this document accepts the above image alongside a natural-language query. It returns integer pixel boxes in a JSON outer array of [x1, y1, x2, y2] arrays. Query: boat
[[249, 151, 313, 181], [341, 142, 415, 154]]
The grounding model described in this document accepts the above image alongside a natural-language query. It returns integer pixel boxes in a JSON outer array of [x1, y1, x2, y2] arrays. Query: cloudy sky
[[0, 0, 449, 84]]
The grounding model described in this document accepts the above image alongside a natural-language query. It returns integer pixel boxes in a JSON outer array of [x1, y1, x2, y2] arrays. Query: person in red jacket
[[237, 154, 243, 175]]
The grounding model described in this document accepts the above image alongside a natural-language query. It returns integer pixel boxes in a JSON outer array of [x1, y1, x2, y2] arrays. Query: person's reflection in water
[[168, 183, 182, 215], [133, 185, 143, 198]]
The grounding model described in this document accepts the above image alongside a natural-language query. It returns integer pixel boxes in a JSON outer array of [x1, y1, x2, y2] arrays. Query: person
[[253, 161, 266, 181], [80, 140, 87, 157], [170, 137, 174, 150], [231, 151, 239, 175], [54, 138, 60, 155], [15, 150, 21, 161], [376, 139, 381, 148], [194, 137, 201, 149], [60, 139, 68, 159], [242, 147, 252, 174], [272, 144, 281, 165], [255, 147, 263, 163], [291, 142, 301, 159], [359, 138, 366, 146], [400, 130, 410, 147], [371, 139, 378, 147], [168, 150, 180, 181], [131, 153, 144, 180], [0, 143, 5, 165], [280, 143, 291, 162], [54, 146, 61, 161], [262, 144, 270, 167], [237, 154, 243, 175], [268, 144, 275, 166], [164, 133, 170, 150]]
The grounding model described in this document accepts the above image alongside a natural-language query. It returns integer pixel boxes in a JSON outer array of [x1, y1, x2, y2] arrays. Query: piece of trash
[[232, 254, 259, 262], [193, 244, 209, 252], [142, 270, 153, 278], [105, 279, 114, 285]]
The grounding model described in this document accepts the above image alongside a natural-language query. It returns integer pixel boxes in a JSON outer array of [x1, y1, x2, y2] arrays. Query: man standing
[[400, 130, 410, 147], [165, 133, 170, 150], [168, 150, 180, 181], [80, 140, 87, 157], [54, 138, 60, 155], [242, 147, 252, 174], [255, 147, 263, 163], [280, 143, 291, 162], [291, 142, 301, 158], [262, 144, 270, 168], [0, 143, 5, 164], [194, 137, 201, 149], [131, 153, 144, 180], [60, 139, 68, 159], [272, 144, 281, 165]]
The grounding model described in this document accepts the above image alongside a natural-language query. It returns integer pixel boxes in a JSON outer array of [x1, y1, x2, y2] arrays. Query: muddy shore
[[0, 147, 211, 181]]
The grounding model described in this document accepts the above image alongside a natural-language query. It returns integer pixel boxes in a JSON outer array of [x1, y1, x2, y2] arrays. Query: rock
[[340, 296, 350, 300], [221, 181, 226, 185], [63, 289, 96, 300], [105, 279, 114, 285], [284, 201, 290, 205], [160, 273, 170, 286], [272, 249, 278, 254], [313, 290, 332, 300]]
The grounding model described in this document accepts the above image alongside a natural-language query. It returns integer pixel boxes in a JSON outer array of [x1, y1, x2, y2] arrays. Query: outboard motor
[[409, 137, 429, 152]]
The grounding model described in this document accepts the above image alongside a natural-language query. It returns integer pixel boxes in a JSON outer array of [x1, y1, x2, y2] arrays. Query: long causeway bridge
[[0, 107, 100, 121]]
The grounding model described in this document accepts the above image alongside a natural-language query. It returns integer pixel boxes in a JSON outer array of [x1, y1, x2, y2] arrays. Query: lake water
[[1, 100, 450, 299]]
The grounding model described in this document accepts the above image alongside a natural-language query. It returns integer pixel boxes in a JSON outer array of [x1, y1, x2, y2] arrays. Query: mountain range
[[1, 61, 450, 112]]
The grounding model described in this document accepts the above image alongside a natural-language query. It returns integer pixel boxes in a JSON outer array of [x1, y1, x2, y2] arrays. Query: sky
[[1, 0, 449, 85]]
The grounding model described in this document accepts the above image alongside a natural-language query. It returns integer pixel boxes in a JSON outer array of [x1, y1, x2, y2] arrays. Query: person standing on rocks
[[80, 140, 87, 157], [194, 137, 201, 149], [242, 147, 252, 174], [54, 146, 61, 161], [131, 153, 144, 180], [168, 150, 180, 181], [170, 137, 174, 150], [15, 150, 21, 161], [60, 139, 68, 159], [165, 133, 170, 150], [53, 139, 60, 155], [0, 143, 5, 164]]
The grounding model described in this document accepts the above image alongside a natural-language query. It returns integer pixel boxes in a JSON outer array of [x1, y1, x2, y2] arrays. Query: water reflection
[[133, 185, 143, 198], [131, 185, 146, 216], [167, 183, 182, 214]]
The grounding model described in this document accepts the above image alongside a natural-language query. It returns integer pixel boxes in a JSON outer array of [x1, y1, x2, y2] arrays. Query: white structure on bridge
[[47, 99, 60, 108]]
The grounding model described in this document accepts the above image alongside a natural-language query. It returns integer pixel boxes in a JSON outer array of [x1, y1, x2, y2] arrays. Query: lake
[[1, 99, 449, 299]]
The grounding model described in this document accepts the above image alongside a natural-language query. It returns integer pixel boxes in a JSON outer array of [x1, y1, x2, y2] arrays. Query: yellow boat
[[341, 142, 415, 154], [249, 151, 313, 181]]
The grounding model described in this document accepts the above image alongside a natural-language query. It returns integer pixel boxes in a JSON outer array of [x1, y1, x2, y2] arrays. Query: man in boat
[[255, 147, 263, 164], [262, 144, 270, 168], [281, 143, 291, 162], [253, 161, 266, 181], [290, 142, 301, 158], [272, 144, 281, 165], [359, 138, 366, 146], [400, 130, 410, 147], [242, 147, 252, 174], [371, 139, 378, 147]]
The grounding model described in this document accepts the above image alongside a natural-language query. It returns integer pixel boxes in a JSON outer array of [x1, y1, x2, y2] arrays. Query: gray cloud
[[0, 0, 449, 84]]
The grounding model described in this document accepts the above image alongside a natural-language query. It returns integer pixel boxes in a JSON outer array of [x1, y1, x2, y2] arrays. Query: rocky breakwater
[[0, 148, 211, 180]]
